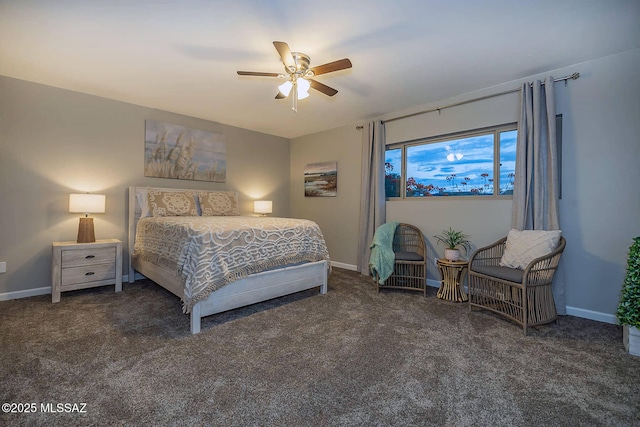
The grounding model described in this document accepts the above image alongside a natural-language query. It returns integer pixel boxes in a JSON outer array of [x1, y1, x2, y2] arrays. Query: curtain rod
[[377, 72, 580, 126]]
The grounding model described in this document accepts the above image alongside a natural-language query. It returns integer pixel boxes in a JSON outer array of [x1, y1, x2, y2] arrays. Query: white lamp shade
[[297, 89, 310, 100], [278, 79, 310, 99], [254, 200, 273, 214], [297, 78, 310, 99], [69, 194, 106, 214], [278, 81, 293, 97]]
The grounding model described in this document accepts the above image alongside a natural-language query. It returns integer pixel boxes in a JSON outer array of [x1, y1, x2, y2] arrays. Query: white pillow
[[136, 189, 151, 218], [499, 229, 562, 270]]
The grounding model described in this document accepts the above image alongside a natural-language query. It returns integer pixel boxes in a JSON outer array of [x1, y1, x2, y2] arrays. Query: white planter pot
[[623, 325, 640, 356], [444, 249, 461, 261]]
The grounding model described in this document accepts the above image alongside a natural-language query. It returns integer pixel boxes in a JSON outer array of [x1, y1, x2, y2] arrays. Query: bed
[[127, 186, 330, 334]]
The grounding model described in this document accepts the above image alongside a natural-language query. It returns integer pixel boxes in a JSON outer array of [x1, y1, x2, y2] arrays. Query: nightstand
[[51, 239, 122, 303]]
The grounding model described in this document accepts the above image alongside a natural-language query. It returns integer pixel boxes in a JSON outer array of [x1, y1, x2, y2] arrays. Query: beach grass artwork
[[144, 120, 226, 182], [304, 161, 337, 197]]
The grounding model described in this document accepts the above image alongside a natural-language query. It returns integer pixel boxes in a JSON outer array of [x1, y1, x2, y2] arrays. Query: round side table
[[436, 258, 468, 302]]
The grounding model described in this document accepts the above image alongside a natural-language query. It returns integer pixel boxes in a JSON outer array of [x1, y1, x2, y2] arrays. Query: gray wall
[[0, 76, 290, 295], [290, 48, 640, 321], [2, 47, 639, 321], [290, 125, 363, 268]]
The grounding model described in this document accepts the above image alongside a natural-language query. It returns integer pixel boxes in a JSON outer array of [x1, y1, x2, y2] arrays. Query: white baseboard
[[330, 261, 357, 271], [0, 273, 618, 325], [566, 306, 617, 325], [427, 278, 440, 289], [0, 286, 51, 301], [0, 274, 130, 301]]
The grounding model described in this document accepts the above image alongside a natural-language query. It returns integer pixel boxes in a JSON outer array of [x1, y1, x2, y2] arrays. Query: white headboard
[[128, 186, 173, 281]]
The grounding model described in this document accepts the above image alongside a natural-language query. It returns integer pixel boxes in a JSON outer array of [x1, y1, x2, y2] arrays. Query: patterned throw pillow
[[499, 229, 562, 270], [198, 191, 239, 216], [148, 190, 198, 216]]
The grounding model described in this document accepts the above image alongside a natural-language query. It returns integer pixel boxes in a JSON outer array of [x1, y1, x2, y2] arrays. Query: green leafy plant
[[434, 227, 471, 253], [617, 237, 640, 328]]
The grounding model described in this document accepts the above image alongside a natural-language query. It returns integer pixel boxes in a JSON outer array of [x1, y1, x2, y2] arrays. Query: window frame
[[385, 123, 518, 200]]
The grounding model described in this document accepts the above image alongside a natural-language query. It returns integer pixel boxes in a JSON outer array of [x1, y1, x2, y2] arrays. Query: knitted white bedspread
[[134, 216, 329, 312]]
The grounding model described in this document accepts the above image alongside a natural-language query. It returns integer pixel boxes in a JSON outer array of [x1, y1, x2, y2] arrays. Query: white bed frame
[[127, 186, 328, 334]]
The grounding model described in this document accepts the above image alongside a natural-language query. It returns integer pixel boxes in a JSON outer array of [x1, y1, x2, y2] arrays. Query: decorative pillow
[[499, 229, 562, 270], [148, 190, 198, 216], [198, 191, 239, 216]]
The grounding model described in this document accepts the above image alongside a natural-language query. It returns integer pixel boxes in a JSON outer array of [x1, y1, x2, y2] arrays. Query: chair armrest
[[469, 237, 507, 269], [522, 237, 566, 286]]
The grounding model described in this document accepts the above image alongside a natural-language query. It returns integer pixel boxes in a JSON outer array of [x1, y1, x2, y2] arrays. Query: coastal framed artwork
[[304, 161, 337, 197], [144, 120, 227, 182]]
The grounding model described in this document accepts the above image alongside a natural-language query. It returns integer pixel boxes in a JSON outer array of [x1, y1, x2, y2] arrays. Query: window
[[499, 130, 517, 195], [385, 125, 517, 198], [384, 148, 402, 198]]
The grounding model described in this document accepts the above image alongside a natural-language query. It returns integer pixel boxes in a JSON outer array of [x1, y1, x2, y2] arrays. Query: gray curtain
[[512, 76, 565, 314], [357, 120, 386, 275]]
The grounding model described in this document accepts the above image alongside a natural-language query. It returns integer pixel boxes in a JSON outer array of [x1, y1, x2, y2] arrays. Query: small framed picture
[[304, 161, 337, 197]]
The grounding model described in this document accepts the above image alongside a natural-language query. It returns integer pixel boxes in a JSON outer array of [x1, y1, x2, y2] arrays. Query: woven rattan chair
[[468, 236, 566, 335], [375, 223, 427, 296]]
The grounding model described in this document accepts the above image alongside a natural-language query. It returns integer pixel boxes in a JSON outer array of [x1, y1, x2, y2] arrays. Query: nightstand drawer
[[62, 247, 116, 268], [61, 262, 116, 286]]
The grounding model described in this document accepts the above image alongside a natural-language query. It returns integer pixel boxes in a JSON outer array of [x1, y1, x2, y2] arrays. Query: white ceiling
[[1, 0, 639, 139]]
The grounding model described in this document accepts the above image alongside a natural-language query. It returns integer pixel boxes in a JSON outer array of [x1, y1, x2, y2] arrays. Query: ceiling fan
[[237, 41, 352, 112]]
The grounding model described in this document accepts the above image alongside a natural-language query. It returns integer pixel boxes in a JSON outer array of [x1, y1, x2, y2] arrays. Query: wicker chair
[[375, 223, 427, 296], [468, 236, 566, 335]]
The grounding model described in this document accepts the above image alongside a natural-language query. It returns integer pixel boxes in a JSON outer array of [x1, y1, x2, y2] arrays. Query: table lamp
[[254, 200, 272, 216], [69, 193, 106, 243]]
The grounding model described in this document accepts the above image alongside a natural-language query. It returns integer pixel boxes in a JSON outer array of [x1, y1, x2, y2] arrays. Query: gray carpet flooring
[[1, 267, 639, 426]]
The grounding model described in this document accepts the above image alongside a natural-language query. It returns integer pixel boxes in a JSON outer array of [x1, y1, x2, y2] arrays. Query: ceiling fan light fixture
[[278, 80, 293, 97], [297, 78, 310, 99], [238, 41, 351, 111], [297, 78, 310, 93]]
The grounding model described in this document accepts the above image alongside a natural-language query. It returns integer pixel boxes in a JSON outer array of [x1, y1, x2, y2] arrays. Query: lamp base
[[77, 217, 96, 243]]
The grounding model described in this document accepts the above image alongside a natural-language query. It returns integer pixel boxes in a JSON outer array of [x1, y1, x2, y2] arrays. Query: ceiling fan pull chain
[[292, 81, 298, 112]]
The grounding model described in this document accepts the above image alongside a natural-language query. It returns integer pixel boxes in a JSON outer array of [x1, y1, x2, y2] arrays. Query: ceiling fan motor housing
[[289, 52, 311, 77]]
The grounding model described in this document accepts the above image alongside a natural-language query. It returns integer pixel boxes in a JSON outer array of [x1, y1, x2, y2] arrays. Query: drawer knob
[[85, 255, 96, 259], [85, 272, 95, 276]]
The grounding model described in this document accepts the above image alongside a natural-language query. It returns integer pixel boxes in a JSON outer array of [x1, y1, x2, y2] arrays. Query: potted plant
[[434, 227, 471, 261], [617, 237, 640, 356]]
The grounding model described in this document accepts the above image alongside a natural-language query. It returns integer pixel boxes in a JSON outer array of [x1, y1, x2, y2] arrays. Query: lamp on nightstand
[[69, 193, 106, 243], [254, 200, 272, 216]]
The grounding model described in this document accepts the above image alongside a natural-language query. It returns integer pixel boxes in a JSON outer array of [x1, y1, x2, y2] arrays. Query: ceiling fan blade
[[273, 41, 295, 69], [237, 71, 281, 77], [309, 58, 352, 76], [309, 79, 338, 97], [275, 92, 286, 99]]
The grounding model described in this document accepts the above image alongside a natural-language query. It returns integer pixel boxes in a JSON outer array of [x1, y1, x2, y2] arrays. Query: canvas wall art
[[144, 120, 227, 182], [304, 161, 337, 197]]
